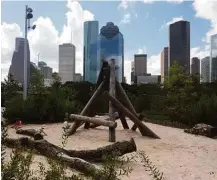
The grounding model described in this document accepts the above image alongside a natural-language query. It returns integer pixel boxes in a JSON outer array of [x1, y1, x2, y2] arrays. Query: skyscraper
[[134, 54, 147, 76], [131, 61, 134, 84], [191, 57, 200, 75], [83, 21, 99, 83], [210, 34, 217, 82], [201, 57, 210, 83], [59, 43, 76, 83], [97, 22, 124, 82], [169, 20, 190, 73], [8, 37, 31, 86], [160, 47, 169, 83], [41, 66, 53, 79]]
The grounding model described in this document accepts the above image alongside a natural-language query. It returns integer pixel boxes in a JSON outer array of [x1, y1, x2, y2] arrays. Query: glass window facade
[[211, 34, 217, 82], [97, 22, 124, 82], [83, 21, 99, 83]]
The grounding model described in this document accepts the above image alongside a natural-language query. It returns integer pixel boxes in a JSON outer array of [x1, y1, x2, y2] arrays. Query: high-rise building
[[83, 21, 99, 83], [97, 22, 124, 82], [160, 47, 169, 83], [134, 54, 147, 76], [41, 66, 53, 79], [38, 61, 47, 69], [75, 73, 82, 82], [59, 43, 76, 83], [8, 37, 31, 86], [191, 57, 200, 74], [201, 57, 210, 83], [169, 20, 190, 73], [210, 34, 217, 82], [131, 61, 134, 84]]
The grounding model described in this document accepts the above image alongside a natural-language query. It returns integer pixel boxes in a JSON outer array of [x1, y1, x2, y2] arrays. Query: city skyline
[[1, 0, 217, 84]]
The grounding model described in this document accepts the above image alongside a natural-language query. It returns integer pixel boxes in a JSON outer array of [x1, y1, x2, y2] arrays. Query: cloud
[[193, 0, 217, 43], [191, 47, 209, 59], [120, 13, 131, 24], [1, 0, 94, 80], [147, 53, 161, 75], [136, 46, 147, 54], [159, 16, 184, 31], [1, 22, 23, 80]]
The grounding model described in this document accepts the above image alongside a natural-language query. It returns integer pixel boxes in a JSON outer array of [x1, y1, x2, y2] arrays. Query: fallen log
[[16, 129, 44, 140], [4, 137, 104, 179], [69, 114, 117, 128], [5, 137, 137, 162], [104, 91, 160, 139], [66, 138, 136, 162]]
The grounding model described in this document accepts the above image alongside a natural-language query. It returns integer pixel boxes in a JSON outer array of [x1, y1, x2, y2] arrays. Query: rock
[[184, 123, 217, 138]]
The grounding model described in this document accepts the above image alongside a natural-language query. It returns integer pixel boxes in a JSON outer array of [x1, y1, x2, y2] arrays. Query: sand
[[5, 119, 217, 180]]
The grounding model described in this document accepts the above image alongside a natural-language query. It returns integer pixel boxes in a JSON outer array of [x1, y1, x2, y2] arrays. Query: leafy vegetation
[[2, 61, 217, 127]]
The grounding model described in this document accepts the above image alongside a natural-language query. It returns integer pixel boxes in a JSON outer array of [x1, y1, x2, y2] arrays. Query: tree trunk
[[118, 111, 129, 129], [4, 137, 104, 179], [5, 137, 136, 162], [16, 129, 44, 140], [116, 81, 143, 131], [109, 59, 116, 142], [104, 91, 160, 139], [66, 80, 105, 136], [69, 114, 117, 128]]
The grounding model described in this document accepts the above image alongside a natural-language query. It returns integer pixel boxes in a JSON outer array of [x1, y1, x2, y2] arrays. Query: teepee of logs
[[66, 59, 160, 142]]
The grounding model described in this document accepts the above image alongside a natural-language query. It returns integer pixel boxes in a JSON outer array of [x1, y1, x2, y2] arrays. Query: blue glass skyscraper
[[83, 21, 99, 83], [210, 34, 217, 82], [97, 22, 124, 82]]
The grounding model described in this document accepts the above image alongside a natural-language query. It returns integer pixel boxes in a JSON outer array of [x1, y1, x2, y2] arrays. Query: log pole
[[118, 111, 129, 129], [116, 81, 144, 131], [108, 59, 116, 142], [66, 80, 105, 136], [104, 91, 160, 139], [69, 114, 117, 128]]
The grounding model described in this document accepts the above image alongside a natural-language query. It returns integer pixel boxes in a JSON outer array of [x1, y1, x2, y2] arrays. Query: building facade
[[169, 20, 190, 73], [83, 21, 99, 83], [136, 75, 161, 85], [201, 56, 210, 83], [59, 43, 76, 84], [8, 37, 31, 86], [191, 57, 200, 75], [75, 73, 82, 82], [134, 54, 147, 76], [131, 61, 135, 84], [210, 34, 217, 82], [41, 66, 53, 79], [97, 22, 124, 82], [160, 47, 169, 83]]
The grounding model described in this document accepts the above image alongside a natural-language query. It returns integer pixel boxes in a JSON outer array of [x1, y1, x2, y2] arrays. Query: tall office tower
[[131, 61, 135, 84], [41, 66, 53, 79], [210, 34, 217, 82], [191, 57, 200, 75], [169, 20, 190, 73], [201, 56, 210, 83], [8, 37, 31, 86], [134, 54, 147, 76], [59, 43, 76, 83], [160, 47, 169, 83], [97, 22, 124, 82], [83, 21, 99, 83]]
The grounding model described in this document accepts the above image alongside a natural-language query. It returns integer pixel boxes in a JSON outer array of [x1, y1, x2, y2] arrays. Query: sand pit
[[5, 119, 217, 180]]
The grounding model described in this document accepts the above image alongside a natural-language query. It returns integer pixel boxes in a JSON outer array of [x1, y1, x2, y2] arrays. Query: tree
[[2, 74, 21, 106]]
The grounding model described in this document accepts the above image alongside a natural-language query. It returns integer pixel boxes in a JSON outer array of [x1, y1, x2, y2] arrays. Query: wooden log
[[66, 80, 105, 136], [104, 91, 160, 139], [16, 129, 44, 140], [109, 59, 116, 142], [116, 81, 146, 131], [4, 137, 104, 179], [69, 114, 117, 128], [118, 111, 129, 129]]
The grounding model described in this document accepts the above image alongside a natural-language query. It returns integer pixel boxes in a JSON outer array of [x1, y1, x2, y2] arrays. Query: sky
[[1, 0, 217, 84]]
